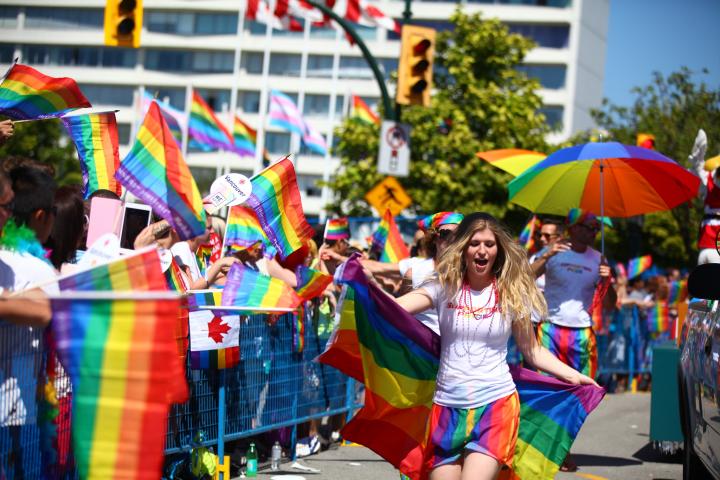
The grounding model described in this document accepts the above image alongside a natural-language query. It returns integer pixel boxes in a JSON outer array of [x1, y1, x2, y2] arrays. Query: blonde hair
[[435, 213, 547, 331]]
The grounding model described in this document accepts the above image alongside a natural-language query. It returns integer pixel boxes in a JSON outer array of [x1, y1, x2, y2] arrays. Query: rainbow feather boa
[[0, 219, 50, 263]]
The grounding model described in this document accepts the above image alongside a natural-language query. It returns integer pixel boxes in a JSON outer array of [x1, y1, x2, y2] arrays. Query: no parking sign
[[378, 121, 411, 177]]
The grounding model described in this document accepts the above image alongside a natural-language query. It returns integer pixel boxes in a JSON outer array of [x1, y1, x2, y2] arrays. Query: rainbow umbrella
[[508, 141, 701, 252], [476, 149, 546, 177]]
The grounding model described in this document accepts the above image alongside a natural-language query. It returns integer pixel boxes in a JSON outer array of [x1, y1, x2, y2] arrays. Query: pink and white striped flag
[[269, 90, 328, 156]]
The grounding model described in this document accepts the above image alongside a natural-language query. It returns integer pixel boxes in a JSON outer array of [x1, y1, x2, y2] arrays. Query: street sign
[[365, 176, 412, 216], [378, 121, 411, 177]]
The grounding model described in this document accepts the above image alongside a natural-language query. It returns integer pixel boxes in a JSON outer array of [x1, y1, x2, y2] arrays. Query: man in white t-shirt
[[527, 219, 564, 294]]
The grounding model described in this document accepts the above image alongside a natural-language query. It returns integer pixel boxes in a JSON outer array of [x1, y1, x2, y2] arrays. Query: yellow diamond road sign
[[365, 176, 412, 217]]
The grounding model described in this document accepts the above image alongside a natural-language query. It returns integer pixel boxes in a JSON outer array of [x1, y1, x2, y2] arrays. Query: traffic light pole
[[302, 0, 396, 121]]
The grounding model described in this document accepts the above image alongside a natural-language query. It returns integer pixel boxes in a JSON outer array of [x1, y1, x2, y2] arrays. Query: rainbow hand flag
[[164, 257, 189, 292], [351, 95, 380, 125], [188, 91, 235, 152], [518, 215, 540, 252], [668, 280, 688, 307], [0, 62, 91, 119], [319, 256, 605, 480], [224, 205, 277, 258], [295, 265, 333, 300], [59, 248, 167, 291], [371, 209, 410, 263], [325, 217, 350, 240], [647, 300, 670, 333], [116, 101, 206, 240], [62, 111, 122, 199], [246, 157, 314, 259], [233, 115, 259, 157], [293, 304, 307, 353], [627, 255, 652, 280], [187, 290, 240, 369], [222, 262, 303, 310]]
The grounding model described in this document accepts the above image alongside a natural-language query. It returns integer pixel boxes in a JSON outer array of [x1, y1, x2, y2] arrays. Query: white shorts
[[698, 248, 720, 265]]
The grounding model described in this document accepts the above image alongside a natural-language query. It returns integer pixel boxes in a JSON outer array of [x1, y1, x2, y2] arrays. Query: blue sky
[[603, 0, 720, 106]]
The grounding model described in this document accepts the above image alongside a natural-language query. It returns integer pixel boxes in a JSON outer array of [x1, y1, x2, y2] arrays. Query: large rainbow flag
[[371, 209, 410, 263], [319, 257, 605, 480], [188, 91, 235, 152], [222, 262, 302, 310], [53, 249, 187, 479], [245, 157, 314, 259], [351, 95, 380, 125], [224, 205, 277, 258], [0, 62, 91, 119], [141, 91, 185, 148], [115, 101, 206, 240], [62, 111, 123, 199], [187, 290, 240, 369]]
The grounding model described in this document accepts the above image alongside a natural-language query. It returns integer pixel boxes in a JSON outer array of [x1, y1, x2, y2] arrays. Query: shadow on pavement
[[572, 453, 642, 467], [632, 442, 682, 464]]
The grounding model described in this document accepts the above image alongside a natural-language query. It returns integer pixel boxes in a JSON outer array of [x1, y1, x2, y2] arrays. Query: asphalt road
[[246, 392, 682, 480]]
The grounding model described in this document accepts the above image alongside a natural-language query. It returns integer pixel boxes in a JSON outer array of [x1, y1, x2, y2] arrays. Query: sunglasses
[[437, 228, 454, 240]]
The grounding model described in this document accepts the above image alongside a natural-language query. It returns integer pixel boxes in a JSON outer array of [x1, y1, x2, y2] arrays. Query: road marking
[[574, 473, 609, 480]]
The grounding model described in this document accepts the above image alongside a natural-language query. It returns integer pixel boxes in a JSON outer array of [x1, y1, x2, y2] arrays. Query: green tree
[[327, 10, 551, 226], [0, 117, 81, 186], [581, 68, 720, 268]]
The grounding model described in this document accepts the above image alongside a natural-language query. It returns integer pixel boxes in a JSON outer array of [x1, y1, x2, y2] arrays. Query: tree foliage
[[580, 68, 720, 268], [0, 116, 81, 186], [327, 10, 551, 227]]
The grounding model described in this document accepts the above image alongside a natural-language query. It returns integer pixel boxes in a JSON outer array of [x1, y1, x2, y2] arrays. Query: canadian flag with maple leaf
[[188, 309, 240, 369]]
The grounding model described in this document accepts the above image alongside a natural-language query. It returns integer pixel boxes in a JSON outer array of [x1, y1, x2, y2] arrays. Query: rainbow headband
[[325, 217, 350, 240], [418, 212, 464, 231]]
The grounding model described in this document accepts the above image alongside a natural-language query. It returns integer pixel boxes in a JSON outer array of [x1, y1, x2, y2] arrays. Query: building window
[[195, 89, 231, 112], [0, 44, 13, 63], [78, 84, 134, 106], [508, 23, 569, 48], [145, 49, 191, 72], [241, 52, 263, 74], [146, 11, 194, 34], [189, 167, 217, 196], [192, 51, 233, 73], [339, 56, 396, 80], [0, 7, 18, 28], [238, 90, 260, 113], [539, 106, 563, 129], [303, 94, 329, 117], [150, 87, 186, 110], [195, 13, 238, 35], [25, 7, 103, 30], [265, 132, 291, 154], [117, 123, 132, 146], [269, 53, 302, 76], [298, 175, 322, 197], [517, 64, 566, 89], [20, 45, 137, 68], [307, 55, 333, 78]]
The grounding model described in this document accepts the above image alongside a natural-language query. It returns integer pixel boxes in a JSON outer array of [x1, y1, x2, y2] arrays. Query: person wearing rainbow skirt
[[374, 213, 598, 480]]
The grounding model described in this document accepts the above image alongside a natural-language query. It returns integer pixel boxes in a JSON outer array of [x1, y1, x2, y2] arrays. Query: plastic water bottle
[[271, 441, 282, 471], [247, 442, 258, 477]]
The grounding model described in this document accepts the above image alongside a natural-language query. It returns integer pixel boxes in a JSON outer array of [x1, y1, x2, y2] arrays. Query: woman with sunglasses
[[375, 212, 597, 480]]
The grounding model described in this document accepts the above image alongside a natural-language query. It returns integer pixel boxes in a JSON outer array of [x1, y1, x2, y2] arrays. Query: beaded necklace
[[448, 278, 501, 368]]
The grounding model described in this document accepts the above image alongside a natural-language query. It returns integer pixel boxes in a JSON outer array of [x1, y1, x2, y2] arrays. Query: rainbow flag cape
[[647, 300, 670, 334], [627, 255, 652, 280], [233, 115, 259, 157], [319, 257, 605, 480], [141, 91, 185, 148], [351, 95, 380, 125], [222, 262, 303, 310], [187, 290, 240, 369], [188, 91, 235, 152], [53, 249, 187, 479], [116, 101, 206, 240], [371, 209, 410, 263], [224, 205, 277, 258], [62, 111, 123, 199], [164, 257, 189, 292], [518, 215, 540, 252], [295, 265, 333, 300], [246, 157, 314, 259], [0, 62, 91, 119], [667, 279, 688, 307]]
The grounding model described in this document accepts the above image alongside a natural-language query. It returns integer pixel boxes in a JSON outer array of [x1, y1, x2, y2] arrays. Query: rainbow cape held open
[[295, 265, 333, 300], [224, 205, 277, 258], [187, 290, 240, 369], [115, 101, 206, 240], [246, 157, 314, 259], [222, 262, 303, 311], [188, 91, 235, 152], [62, 111, 122, 199], [371, 209, 410, 263], [319, 256, 605, 480], [0, 62, 91, 119]]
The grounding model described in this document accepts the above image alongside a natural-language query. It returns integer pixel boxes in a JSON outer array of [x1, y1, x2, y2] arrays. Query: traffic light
[[396, 25, 436, 107], [104, 0, 143, 48]]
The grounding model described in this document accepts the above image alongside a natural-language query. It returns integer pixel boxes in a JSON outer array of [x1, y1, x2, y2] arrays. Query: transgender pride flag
[[269, 90, 328, 156]]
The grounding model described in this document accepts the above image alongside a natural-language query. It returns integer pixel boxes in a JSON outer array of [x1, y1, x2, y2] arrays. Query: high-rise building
[[0, 0, 608, 216]]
